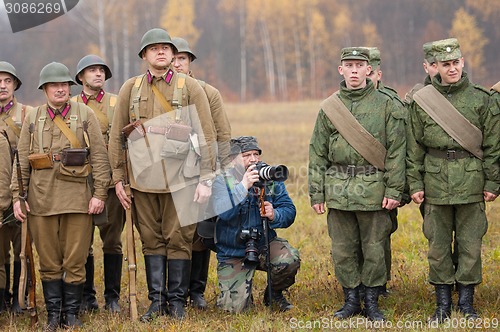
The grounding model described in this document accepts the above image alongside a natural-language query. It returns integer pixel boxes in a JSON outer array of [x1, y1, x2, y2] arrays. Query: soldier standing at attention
[[108, 28, 217, 321], [171, 36, 232, 310], [12, 62, 111, 330], [0, 61, 33, 314], [406, 38, 500, 323], [308, 47, 406, 322], [72, 55, 124, 313], [404, 41, 439, 106]]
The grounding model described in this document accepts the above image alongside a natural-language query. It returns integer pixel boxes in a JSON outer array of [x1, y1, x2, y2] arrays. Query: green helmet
[[38, 62, 76, 89], [75, 54, 112, 84], [171, 37, 197, 61], [0, 61, 22, 90], [138, 28, 176, 58]]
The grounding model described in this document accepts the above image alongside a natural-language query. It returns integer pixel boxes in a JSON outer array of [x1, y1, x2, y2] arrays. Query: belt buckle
[[347, 165, 356, 177], [447, 150, 456, 160], [52, 153, 59, 162]]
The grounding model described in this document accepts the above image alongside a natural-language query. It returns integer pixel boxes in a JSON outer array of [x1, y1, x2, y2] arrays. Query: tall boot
[[10, 261, 23, 315], [80, 255, 98, 312], [42, 279, 63, 332], [103, 253, 122, 313], [62, 282, 84, 328], [167, 259, 191, 319], [334, 286, 362, 319], [140, 255, 167, 322], [364, 286, 385, 321], [457, 283, 478, 319], [2, 264, 11, 311], [189, 249, 210, 310], [430, 284, 452, 323]]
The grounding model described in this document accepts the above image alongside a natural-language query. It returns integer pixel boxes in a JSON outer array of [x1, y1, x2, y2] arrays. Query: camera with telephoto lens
[[253, 161, 289, 187], [238, 228, 261, 265]]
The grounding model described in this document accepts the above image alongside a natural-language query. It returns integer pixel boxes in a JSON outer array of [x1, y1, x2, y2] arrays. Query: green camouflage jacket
[[406, 72, 500, 204], [308, 79, 406, 211]]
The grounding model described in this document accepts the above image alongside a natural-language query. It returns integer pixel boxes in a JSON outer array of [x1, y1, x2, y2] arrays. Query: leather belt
[[146, 126, 168, 135], [427, 148, 472, 160], [52, 153, 61, 162], [332, 164, 379, 177]]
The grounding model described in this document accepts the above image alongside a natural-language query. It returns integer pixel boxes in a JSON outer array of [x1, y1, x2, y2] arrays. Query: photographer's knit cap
[[432, 38, 462, 62], [230, 136, 262, 155], [340, 47, 370, 61]]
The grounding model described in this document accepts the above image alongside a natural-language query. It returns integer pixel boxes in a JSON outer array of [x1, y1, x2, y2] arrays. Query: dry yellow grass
[[2, 100, 499, 331]]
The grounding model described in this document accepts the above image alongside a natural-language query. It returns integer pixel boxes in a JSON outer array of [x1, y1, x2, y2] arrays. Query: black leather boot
[[334, 286, 362, 319], [430, 284, 452, 323], [167, 259, 191, 319], [263, 286, 294, 311], [140, 255, 167, 322], [189, 250, 210, 310], [364, 286, 385, 321], [457, 283, 478, 319], [2, 264, 11, 311], [80, 255, 98, 312], [42, 279, 63, 332], [104, 253, 123, 313], [62, 282, 84, 328], [10, 260, 23, 315]]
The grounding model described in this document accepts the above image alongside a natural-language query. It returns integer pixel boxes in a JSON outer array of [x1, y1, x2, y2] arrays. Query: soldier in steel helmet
[[171, 36, 232, 310], [309, 47, 406, 322], [11, 62, 111, 330], [0, 61, 34, 314], [72, 55, 124, 314], [406, 38, 500, 323], [108, 28, 217, 321], [0, 133, 12, 314]]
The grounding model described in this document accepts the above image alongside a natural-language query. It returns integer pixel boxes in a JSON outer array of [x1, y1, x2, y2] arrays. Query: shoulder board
[[109, 95, 117, 107], [70, 95, 78, 102], [473, 84, 493, 95], [377, 88, 396, 99]]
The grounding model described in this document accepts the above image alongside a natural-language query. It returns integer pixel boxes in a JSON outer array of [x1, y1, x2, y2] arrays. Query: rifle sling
[[151, 84, 174, 113], [413, 85, 484, 160], [18, 200, 28, 309], [320, 92, 387, 171], [124, 183, 138, 320], [1, 113, 21, 137]]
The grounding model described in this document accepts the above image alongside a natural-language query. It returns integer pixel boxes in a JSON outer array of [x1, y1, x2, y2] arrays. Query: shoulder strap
[[320, 92, 387, 170], [151, 84, 174, 113], [173, 73, 186, 108], [53, 115, 82, 148], [1, 112, 21, 138], [31, 108, 46, 153], [413, 85, 483, 160], [129, 75, 144, 122]]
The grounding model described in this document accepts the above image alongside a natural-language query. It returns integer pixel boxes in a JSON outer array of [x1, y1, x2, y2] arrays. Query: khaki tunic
[[0, 135, 12, 288]]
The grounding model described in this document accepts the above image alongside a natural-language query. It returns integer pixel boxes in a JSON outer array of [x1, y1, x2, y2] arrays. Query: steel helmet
[[38, 62, 76, 89], [171, 37, 197, 61], [138, 28, 176, 58], [0, 61, 22, 90], [75, 55, 112, 84]]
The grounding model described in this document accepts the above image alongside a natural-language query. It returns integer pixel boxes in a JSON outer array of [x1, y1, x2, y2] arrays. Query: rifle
[[15, 148, 38, 327], [121, 129, 138, 320], [258, 188, 273, 311]]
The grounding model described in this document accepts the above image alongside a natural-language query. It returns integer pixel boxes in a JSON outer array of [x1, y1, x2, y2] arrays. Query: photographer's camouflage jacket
[[212, 169, 296, 262], [308, 79, 406, 211], [406, 72, 500, 204]]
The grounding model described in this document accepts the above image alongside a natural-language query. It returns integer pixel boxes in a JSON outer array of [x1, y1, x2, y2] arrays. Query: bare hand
[[312, 202, 325, 215], [411, 191, 425, 204], [260, 201, 275, 221], [241, 164, 260, 190], [115, 181, 132, 209], [484, 191, 498, 202], [13, 200, 30, 222], [382, 197, 400, 210], [194, 183, 212, 204], [88, 197, 105, 214]]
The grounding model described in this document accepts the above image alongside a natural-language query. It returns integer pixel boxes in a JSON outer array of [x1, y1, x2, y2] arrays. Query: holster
[[28, 151, 53, 170], [123, 120, 146, 142], [61, 148, 88, 166]]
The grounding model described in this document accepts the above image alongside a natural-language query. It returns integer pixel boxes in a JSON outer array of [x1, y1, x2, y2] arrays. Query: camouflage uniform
[[406, 38, 500, 322]]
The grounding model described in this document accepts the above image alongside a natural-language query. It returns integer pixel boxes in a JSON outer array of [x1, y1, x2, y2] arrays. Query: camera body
[[253, 161, 289, 187], [238, 228, 261, 265]]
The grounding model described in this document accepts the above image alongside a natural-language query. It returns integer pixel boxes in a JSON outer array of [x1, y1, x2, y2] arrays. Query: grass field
[[2, 101, 499, 331]]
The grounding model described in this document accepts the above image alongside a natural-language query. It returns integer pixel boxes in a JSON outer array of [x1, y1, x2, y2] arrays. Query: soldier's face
[[367, 68, 382, 86], [0, 72, 16, 104], [80, 65, 105, 90], [436, 57, 464, 85], [423, 60, 438, 78], [44, 82, 70, 107], [173, 52, 191, 75], [143, 43, 174, 70], [338, 60, 371, 90]]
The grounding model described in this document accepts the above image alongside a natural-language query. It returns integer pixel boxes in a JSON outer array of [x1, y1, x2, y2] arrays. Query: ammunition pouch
[[146, 122, 192, 142], [123, 120, 146, 142], [161, 139, 190, 160], [28, 151, 53, 170], [61, 148, 89, 166]]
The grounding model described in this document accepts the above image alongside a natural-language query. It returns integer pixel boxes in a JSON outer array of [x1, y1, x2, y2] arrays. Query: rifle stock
[[122, 130, 138, 320], [259, 189, 273, 311]]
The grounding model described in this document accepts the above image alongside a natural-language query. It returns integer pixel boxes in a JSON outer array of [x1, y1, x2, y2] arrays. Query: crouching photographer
[[211, 136, 300, 313]]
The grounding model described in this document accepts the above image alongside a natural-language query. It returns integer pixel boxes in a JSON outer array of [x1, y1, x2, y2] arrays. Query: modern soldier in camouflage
[[406, 38, 500, 323], [309, 47, 406, 322]]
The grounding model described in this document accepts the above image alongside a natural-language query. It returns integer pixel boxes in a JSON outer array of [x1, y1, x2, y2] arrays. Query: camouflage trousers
[[216, 237, 300, 313], [423, 202, 487, 285]]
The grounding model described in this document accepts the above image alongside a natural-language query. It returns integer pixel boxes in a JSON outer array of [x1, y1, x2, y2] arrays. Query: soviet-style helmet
[[75, 54, 112, 84], [138, 28, 176, 58], [38, 62, 76, 89], [0, 61, 22, 90], [171, 37, 197, 61]]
